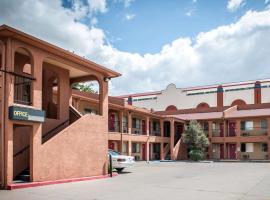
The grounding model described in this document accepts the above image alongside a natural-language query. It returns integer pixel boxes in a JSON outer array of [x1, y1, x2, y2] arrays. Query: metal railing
[[212, 128, 223, 137], [241, 127, 268, 136], [227, 128, 237, 137], [14, 74, 34, 105], [150, 128, 161, 136]]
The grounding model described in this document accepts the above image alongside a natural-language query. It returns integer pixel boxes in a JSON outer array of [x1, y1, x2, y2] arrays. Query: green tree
[[182, 120, 209, 161], [72, 82, 97, 93]]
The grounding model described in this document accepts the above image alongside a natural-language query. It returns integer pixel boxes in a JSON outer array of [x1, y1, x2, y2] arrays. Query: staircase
[[173, 138, 182, 160], [13, 105, 82, 183], [14, 168, 30, 183]]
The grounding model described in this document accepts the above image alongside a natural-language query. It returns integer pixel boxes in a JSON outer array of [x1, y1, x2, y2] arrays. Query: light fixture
[[104, 77, 110, 82]]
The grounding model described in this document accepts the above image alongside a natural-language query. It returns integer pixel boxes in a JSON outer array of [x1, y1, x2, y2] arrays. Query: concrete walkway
[[1, 162, 270, 200]]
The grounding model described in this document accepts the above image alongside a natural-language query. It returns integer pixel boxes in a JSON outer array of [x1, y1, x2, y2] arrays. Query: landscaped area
[[1, 162, 270, 200]]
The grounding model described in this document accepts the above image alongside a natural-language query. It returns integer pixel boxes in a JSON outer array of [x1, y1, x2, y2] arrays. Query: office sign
[[9, 106, 45, 122]]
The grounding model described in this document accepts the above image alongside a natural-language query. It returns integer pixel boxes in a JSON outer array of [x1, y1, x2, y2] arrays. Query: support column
[[146, 141, 150, 162], [236, 119, 241, 137], [208, 121, 213, 159], [128, 112, 132, 134], [160, 119, 164, 137], [31, 52, 43, 182], [170, 118, 175, 160], [267, 118, 270, 159], [224, 143, 227, 159], [0, 41, 6, 188], [128, 140, 132, 156], [223, 120, 227, 137], [4, 38, 14, 187], [160, 142, 164, 160], [146, 117, 150, 136], [100, 80, 109, 119], [119, 111, 123, 153], [236, 142, 241, 160]]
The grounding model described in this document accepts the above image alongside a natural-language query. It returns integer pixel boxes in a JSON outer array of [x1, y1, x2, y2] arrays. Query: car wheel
[[116, 168, 124, 173]]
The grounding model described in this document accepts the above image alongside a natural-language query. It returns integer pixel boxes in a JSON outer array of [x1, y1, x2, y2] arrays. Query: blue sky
[[64, 0, 267, 54], [1, 0, 270, 95]]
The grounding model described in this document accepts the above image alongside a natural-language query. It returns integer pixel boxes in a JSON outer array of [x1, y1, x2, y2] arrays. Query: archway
[[231, 99, 246, 106]]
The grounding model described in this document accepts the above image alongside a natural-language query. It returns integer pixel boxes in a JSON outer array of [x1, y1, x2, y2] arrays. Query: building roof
[[116, 78, 270, 98], [224, 108, 270, 119], [0, 24, 121, 78], [168, 112, 224, 121]]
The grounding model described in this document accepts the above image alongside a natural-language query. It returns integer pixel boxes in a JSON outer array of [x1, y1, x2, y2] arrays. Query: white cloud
[[125, 13, 135, 20], [185, 10, 193, 17], [87, 0, 107, 13], [1, 0, 270, 96], [227, 0, 245, 12], [265, 0, 270, 4]]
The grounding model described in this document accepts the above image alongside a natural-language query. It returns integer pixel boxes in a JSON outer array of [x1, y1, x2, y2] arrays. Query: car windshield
[[109, 150, 121, 156]]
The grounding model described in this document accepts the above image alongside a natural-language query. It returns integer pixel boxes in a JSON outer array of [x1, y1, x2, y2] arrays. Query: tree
[[72, 82, 97, 93], [182, 120, 209, 161]]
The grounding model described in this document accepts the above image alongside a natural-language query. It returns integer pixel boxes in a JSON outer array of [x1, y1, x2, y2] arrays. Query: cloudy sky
[[1, 0, 270, 95]]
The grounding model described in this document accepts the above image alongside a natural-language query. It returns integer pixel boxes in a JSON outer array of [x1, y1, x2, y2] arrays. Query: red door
[[142, 144, 146, 160], [109, 113, 115, 131], [228, 122, 236, 136], [109, 141, 115, 150], [220, 123, 224, 137], [228, 144, 237, 159], [220, 144, 224, 159], [142, 120, 146, 135]]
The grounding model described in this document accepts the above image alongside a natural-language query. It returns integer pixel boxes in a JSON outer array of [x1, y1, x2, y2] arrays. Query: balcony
[[150, 128, 161, 136], [241, 127, 268, 137], [212, 129, 223, 137]]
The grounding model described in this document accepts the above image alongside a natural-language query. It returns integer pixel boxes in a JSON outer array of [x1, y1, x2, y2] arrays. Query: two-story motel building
[[0, 25, 270, 189]]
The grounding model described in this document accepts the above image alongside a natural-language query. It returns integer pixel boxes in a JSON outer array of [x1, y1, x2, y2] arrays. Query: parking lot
[[1, 161, 270, 200]]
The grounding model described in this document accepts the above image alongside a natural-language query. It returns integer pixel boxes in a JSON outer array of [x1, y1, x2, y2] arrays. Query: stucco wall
[[35, 114, 108, 181], [261, 87, 270, 103]]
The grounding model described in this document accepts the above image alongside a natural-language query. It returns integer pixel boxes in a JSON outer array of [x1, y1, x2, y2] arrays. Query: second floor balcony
[[241, 127, 268, 137]]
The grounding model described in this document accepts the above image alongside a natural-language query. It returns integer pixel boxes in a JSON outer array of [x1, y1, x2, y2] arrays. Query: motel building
[[0, 25, 270, 189]]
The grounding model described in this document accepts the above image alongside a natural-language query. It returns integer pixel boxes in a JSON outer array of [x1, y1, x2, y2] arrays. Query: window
[[83, 108, 97, 115], [261, 119, 267, 129], [241, 121, 253, 130], [132, 143, 140, 153], [246, 143, 254, 153], [262, 143, 268, 152], [132, 118, 140, 129]]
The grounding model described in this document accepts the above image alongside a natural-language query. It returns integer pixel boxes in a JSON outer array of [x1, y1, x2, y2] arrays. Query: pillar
[[217, 85, 223, 107], [100, 80, 108, 119], [236, 119, 241, 137], [128, 112, 132, 134], [31, 52, 43, 182], [236, 142, 241, 160], [170, 119, 175, 160], [4, 38, 14, 187], [119, 111, 123, 153], [160, 119, 164, 137], [267, 118, 270, 159], [146, 117, 150, 136], [223, 120, 227, 137], [128, 140, 132, 156], [160, 142, 164, 160], [208, 121, 213, 159], [146, 141, 150, 162], [254, 81, 261, 104]]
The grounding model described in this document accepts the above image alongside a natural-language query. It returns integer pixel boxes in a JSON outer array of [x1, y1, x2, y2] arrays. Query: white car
[[108, 149, 135, 172]]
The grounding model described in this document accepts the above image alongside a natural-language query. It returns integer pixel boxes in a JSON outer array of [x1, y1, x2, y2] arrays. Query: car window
[[108, 150, 121, 156]]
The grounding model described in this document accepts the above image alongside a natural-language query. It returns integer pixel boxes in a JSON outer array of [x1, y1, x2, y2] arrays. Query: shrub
[[189, 149, 204, 161]]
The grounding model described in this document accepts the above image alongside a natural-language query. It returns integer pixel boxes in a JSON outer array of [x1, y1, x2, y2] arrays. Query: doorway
[[13, 124, 32, 182]]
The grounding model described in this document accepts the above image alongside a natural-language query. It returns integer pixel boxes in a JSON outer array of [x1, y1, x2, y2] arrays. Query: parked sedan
[[108, 149, 135, 172]]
